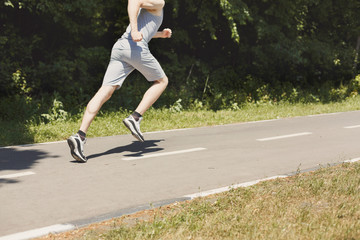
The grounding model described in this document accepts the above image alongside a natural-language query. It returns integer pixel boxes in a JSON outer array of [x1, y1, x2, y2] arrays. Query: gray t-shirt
[[121, 8, 163, 44]]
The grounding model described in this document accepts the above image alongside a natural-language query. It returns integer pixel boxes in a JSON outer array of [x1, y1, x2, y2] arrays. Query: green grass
[[106, 162, 360, 240], [2, 96, 360, 146], [41, 162, 360, 240], [104, 163, 360, 240]]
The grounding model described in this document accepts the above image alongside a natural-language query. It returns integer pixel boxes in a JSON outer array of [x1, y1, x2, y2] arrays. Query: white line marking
[[0, 224, 75, 240], [257, 132, 312, 142], [0, 171, 35, 180], [145, 128, 190, 134], [122, 148, 207, 161], [184, 175, 288, 200], [344, 157, 360, 163], [344, 125, 360, 129]]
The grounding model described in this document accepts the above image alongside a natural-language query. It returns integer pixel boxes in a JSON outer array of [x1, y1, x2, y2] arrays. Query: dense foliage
[[1, 0, 360, 122]]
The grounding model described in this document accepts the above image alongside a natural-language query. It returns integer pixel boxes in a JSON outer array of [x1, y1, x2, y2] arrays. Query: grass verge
[[2, 96, 360, 146], [38, 162, 360, 240]]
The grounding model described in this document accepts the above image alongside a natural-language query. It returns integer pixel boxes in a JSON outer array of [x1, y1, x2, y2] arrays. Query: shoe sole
[[67, 138, 87, 163], [123, 119, 145, 142]]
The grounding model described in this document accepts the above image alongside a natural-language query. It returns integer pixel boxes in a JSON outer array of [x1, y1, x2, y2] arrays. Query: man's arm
[[153, 28, 172, 38], [128, 0, 143, 42]]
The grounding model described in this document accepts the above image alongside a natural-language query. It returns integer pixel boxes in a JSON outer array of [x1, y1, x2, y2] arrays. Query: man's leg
[[123, 76, 168, 142], [135, 76, 168, 115], [80, 85, 118, 133], [68, 85, 117, 162]]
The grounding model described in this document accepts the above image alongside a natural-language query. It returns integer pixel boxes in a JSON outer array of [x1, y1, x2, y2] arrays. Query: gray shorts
[[102, 38, 166, 89]]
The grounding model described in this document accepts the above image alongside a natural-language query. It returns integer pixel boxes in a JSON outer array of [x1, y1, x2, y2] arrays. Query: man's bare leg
[[135, 76, 168, 115], [80, 85, 117, 133]]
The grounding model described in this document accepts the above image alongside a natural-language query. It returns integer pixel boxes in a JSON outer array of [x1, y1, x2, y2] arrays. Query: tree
[[1, 0, 360, 117]]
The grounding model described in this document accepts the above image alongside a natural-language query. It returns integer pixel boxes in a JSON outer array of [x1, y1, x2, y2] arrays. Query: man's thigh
[[130, 49, 165, 82], [102, 60, 134, 88]]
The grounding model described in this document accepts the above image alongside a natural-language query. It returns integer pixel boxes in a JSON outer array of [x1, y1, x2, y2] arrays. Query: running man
[[67, 0, 172, 163]]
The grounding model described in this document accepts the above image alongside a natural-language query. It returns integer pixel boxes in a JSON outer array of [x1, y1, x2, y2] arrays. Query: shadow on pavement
[[87, 139, 165, 160], [0, 147, 59, 186]]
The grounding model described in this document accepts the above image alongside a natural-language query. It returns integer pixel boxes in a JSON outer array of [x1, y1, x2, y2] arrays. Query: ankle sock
[[77, 130, 86, 141], [131, 111, 142, 121]]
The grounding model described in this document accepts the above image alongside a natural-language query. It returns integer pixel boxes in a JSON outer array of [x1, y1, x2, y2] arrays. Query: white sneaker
[[123, 115, 145, 142], [67, 133, 87, 163]]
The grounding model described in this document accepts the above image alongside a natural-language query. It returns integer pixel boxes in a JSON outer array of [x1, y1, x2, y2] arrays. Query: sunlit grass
[[2, 96, 360, 146], [105, 162, 359, 240]]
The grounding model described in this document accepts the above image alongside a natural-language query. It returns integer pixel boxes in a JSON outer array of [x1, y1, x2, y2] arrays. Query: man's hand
[[162, 28, 172, 38], [131, 30, 143, 42]]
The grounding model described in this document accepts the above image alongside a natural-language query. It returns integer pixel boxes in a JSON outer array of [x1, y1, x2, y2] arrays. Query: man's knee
[[97, 85, 117, 101], [157, 75, 168, 86], [86, 86, 116, 114]]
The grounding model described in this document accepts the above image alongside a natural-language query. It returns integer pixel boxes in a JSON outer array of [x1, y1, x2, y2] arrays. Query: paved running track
[[1, 110, 360, 239]]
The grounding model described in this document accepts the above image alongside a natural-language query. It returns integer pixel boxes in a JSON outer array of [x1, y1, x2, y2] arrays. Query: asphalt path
[[1, 110, 360, 239]]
